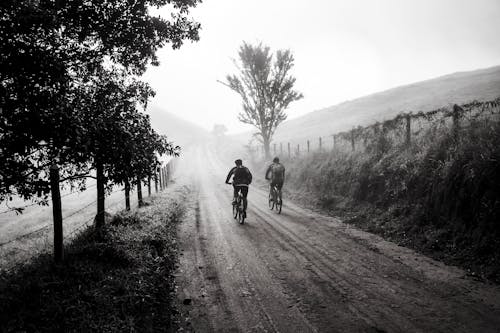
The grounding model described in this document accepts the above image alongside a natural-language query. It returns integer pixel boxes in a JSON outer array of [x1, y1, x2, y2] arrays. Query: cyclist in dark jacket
[[265, 157, 285, 203], [225, 159, 252, 212]]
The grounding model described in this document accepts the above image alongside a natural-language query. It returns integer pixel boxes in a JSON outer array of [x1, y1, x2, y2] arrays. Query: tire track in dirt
[[175, 143, 500, 333]]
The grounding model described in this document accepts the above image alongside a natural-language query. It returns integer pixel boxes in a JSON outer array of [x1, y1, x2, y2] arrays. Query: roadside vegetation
[[251, 100, 500, 283], [0, 190, 186, 332]]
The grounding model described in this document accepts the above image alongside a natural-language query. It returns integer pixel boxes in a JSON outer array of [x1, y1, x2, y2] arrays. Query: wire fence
[[0, 158, 177, 252], [248, 98, 500, 159]]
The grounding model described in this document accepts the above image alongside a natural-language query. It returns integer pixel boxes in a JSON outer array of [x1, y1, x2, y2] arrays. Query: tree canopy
[[0, 0, 200, 207], [222, 42, 303, 157]]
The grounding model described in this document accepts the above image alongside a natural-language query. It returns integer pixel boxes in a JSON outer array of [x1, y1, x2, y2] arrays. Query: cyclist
[[265, 157, 285, 203], [225, 159, 252, 216]]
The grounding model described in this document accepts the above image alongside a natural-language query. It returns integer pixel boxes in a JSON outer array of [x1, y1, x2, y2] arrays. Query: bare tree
[[221, 42, 303, 157]]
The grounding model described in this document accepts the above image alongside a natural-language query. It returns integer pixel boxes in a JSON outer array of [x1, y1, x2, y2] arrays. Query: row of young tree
[[0, 0, 201, 260]]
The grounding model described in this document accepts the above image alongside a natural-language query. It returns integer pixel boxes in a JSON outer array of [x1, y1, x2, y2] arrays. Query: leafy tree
[[221, 42, 303, 158], [0, 0, 200, 206]]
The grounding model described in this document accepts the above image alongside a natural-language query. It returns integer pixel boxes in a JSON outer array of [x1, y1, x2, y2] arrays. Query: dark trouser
[[233, 185, 249, 210], [269, 180, 284, 200]]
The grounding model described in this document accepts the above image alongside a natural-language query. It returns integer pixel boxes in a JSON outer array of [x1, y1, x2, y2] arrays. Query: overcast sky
[[142, 0, 500, 134]]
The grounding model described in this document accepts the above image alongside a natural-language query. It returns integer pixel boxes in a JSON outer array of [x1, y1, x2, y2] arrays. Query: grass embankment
[[264, 119, 500, 282], [0, 190, 186, 332]]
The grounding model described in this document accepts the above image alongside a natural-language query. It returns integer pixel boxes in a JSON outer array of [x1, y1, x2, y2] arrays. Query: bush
[[280, 118, 500, 282]]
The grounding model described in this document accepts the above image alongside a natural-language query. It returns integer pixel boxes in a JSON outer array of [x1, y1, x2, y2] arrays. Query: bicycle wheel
[[275, 197, 282, 214], [238, 207, 245, 224], [233, 202, 238, 219], [268, 192, 275, 210]]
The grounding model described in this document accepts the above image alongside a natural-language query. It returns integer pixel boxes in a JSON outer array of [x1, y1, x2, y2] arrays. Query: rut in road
[[175, 144, 500, 333]]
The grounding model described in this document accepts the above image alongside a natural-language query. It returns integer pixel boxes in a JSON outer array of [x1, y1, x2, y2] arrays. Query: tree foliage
[[0, 0, 200, 207], [222, 42, 303, 157]]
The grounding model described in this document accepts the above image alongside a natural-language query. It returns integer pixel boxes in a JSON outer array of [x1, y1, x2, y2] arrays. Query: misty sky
[[142, 0, 500, 134]]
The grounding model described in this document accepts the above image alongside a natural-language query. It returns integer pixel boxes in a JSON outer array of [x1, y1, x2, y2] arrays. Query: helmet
[[235, 159, 242, 166], [273, 157, 279, 163]]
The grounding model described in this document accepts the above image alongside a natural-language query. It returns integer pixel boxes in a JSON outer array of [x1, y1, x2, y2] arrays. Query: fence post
[[307, 140, 310, 153], [280, 143, 283, 154], [297, 144, 300, 156], [50, 165, 63, 263], [452, 104, 462, 137], [319, 137, 322, 151], [405, 114, 411, 146], [332, 135, 336, 150], [351, 129, 355, 151], [288, 142, 291, 158], [163, 167, 167, 188], [274, 143, 276, 155]]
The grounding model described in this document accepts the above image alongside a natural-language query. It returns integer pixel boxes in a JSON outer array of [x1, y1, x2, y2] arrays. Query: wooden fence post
[[319, 137, 322, 151], [452, 104, 462, 137], [288, 142, 291, 158], [50, 165, 63, 263], [307, 140, 310, 153], [351, 129, 355, 151], [280, 143, 283, 154], [405, 114, 411, 146]]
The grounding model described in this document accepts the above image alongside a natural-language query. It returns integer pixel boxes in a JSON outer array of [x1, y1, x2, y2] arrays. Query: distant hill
[[146, 106, 209, 148], [267, 65, 500, 144]]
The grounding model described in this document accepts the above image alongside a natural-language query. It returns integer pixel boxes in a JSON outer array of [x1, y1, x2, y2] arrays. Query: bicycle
[[268, 183, 282, 214], [228, 183, 246, 224]]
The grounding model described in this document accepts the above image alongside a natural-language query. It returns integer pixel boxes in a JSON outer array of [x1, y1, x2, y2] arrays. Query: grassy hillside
[[146, 106, 209, 148], [265, 103, 500, 283], [270, 65, 500, 144]]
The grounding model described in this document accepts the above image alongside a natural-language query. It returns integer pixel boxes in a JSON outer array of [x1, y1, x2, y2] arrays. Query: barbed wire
[[0, 187, 122, 248]]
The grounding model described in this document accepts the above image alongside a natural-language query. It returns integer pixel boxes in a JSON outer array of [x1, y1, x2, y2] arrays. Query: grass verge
[[0, 191, 185, 332], [251, 117, 500, 283]]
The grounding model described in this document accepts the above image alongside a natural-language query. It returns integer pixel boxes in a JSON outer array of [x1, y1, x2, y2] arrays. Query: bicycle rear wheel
[[233, 202, 238, 219], [275, 198, 282, 214], [268, 193, 274, 210], [238, 207, 245, 224]]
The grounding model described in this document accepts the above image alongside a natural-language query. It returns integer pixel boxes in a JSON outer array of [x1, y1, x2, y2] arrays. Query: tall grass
[[279, 117, 500, 281]]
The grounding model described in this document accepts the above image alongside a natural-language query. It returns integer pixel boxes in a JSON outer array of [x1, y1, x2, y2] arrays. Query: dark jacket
[[226, 166, 252, 185]]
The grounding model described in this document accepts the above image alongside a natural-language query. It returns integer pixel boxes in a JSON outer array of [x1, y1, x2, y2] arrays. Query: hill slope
[[272, 65, 500, 143], [146, 106, 209, 147]]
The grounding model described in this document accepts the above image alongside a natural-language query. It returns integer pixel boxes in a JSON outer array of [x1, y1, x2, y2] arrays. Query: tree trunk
[[137, 175, 143, 207], [147, 175, 151, 197], [154, 173, 158, 193], [124, 178, 131, 211], [50, 165, 63, 263], [263, 135, 271, 159], [96, 160, 105, 228]]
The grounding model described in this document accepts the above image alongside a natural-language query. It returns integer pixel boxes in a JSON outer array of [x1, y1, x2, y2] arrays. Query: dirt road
[[175, 144, 500, 332]]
